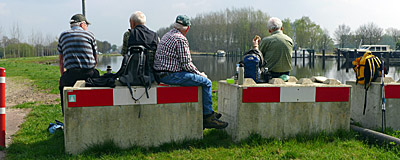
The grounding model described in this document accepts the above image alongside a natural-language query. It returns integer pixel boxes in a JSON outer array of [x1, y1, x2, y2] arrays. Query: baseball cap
[[175, 15, 191, 26], [70, 14, 90, 25]]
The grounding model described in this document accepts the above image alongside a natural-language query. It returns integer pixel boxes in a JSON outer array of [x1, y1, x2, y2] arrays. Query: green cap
[[70, 14, 90, 25], [175, 15, 191, 26]]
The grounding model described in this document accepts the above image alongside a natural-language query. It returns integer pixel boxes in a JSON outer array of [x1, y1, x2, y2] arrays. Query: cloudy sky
[[0, 0, 399, 46]]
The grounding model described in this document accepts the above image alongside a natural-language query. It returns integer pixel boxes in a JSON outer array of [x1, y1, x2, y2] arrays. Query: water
[[97, 55, 400, 83]]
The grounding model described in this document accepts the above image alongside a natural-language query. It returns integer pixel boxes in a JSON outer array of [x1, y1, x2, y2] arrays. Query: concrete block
[[63, 85, 203, 154], [288, 76, 298, 83], [73, 80, 86, 87], [311, 76, 327, 83], [219, 81, 351, 142], [296, 78, 313, 85], [375, 77, 395, 84], [347, 80, 400, 130], [269, 78, 285, 84], [243, 78, 257, 85], [324, 79, 342, 85]]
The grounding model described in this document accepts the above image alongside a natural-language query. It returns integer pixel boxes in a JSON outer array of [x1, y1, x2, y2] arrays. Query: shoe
[[214, 112, 222, 119], [203, 113, 228, 129]]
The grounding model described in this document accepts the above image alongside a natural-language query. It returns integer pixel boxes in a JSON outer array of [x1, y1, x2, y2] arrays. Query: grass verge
[[1, 56, 399, 159]]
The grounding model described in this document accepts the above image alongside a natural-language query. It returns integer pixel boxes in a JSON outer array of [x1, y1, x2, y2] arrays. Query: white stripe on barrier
[[280, 87, 316, 102], [0, 108, 5, 114], [0, 77, 4, 84], [113, 87, 157, 105]]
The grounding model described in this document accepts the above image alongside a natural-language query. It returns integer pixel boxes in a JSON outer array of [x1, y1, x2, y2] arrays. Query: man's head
[[267, 17, 283, 33], [173, 15, 191, 36], [130, 11, 146, 29], [70, 14, 90, 30]]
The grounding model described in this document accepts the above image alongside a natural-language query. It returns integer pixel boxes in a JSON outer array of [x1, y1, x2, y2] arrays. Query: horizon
[[1, 0, 400, 46]]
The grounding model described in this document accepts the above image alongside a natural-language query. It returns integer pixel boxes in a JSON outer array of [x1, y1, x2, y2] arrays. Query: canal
[[97, 55, 400, 83]]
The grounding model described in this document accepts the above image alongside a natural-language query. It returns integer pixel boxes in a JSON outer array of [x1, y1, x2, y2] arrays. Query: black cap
[[70, 14, 90, 25]]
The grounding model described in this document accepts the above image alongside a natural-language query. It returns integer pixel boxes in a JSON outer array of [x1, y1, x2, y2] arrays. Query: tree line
[[157, 7, 400, 53], [0, 24, 117, 59]]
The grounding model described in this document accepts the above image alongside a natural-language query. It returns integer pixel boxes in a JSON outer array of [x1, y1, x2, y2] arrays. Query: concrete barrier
[[347, 78, 400, 130], [218, 78, 351, 142], [63, 83, 203, 155]]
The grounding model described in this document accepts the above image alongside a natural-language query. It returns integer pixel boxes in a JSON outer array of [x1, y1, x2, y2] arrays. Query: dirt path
[[0, 77, 59, 159]]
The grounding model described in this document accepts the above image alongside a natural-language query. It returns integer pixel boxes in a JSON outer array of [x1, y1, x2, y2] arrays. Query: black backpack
[[116, 45, 156, 101]]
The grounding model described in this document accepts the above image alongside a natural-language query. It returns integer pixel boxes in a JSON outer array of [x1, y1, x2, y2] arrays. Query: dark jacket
[[127, 25, 159, 51]]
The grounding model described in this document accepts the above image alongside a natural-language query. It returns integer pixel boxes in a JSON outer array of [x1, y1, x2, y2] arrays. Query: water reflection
[[97, 55, 400, 83]]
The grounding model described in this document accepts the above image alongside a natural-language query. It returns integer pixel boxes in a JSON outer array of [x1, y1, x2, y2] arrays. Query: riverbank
[[0, 56, 399, 159]]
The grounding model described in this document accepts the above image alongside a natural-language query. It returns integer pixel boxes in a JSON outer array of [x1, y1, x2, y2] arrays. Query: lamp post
[[82, 0, 86, 16]]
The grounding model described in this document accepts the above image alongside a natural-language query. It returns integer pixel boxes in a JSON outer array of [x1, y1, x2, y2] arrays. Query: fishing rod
[[381, 53, 386, 133]]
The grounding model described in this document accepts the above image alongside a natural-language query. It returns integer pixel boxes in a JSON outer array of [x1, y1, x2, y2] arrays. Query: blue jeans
[[159, 71, 213, 115]]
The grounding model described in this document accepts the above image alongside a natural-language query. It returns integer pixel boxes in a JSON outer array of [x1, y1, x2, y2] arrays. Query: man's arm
[[59, 54, 65, 76], [121, 31, 130, 55], [176, 38, 200, 75]]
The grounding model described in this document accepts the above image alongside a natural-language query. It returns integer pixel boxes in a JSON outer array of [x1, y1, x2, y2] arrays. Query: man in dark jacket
[[121, 11, 159, 55]]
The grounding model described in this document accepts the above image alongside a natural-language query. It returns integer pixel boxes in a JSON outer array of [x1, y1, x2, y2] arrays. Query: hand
[[199, 72, 208, 78], [252, 35, 261, 48]]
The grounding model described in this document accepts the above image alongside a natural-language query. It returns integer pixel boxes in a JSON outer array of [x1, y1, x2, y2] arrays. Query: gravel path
[[0, 77, 59, 159]]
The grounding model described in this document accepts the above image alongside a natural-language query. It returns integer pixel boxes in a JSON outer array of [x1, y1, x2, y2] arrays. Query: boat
[[340, 45, 391, 58], [216, 50, 226, 57]]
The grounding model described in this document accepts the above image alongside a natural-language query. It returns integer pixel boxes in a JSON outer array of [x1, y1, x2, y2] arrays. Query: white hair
[[70, 22, 83, 28], [130, 11, 146, 24], [173, 22, 188, 31], [267, 17, 282, 31]]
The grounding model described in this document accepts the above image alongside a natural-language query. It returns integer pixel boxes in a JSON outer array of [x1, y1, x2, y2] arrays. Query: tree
[[356, 22, 383, 45], [111, 44, 117, 52], [9, 23, 23, 57], [293, 16, 324, 49], [385, 27, 400, 49], [0, 26, 4, 58], [317, 29, 333, 52], [334, 24, 351, 48]]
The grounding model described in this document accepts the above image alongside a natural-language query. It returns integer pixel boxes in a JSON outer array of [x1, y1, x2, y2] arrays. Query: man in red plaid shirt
[[153, 15, 228, 129]]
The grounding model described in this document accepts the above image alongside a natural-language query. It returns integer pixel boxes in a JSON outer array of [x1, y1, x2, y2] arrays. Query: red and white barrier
[[0, 67, 5, 147], [66, 86, 199, 107], [242, 86, 350, 103]]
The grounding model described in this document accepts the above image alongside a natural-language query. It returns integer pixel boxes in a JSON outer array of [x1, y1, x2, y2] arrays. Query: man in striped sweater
[[153, 15, 228, 129], [58, 14, 100, 115]]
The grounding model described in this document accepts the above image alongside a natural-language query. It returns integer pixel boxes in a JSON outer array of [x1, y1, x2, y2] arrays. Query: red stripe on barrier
[[316, 87, 349, 102], [67, 89, 114, 107], [242, 87, 280, 103], [385, 85, 400, 99], [157, 86, 198, 104]]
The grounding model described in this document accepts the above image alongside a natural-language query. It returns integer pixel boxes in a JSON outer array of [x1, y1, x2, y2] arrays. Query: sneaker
[[203, 113, 228, 129]]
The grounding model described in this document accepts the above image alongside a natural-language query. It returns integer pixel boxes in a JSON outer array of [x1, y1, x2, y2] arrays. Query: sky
[[0, 0, 400, 46]]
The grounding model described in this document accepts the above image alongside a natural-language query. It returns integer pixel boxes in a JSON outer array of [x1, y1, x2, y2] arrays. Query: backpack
[[352, 51, 383, 115], [116, 45, 156, 101], [242, 49, 266, 83]]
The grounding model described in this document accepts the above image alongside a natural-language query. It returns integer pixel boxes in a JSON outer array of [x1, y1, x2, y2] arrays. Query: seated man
[[153, 15, 228, 129], [253, 17, 294, 78], [121, 11, 159, 55]]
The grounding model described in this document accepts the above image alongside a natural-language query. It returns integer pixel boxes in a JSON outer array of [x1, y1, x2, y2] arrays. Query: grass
[[1, 56, 400, 159]]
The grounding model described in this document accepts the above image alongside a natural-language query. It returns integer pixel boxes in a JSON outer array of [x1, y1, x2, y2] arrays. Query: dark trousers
[[59, 68, 99, 115], [270, 71, 289, 78]]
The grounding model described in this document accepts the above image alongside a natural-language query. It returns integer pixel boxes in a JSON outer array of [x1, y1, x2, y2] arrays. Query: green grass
[[1, 56, 400, 159]]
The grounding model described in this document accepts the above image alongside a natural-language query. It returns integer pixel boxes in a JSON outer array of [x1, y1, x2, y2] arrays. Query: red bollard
[[0, 67, 5, 147]]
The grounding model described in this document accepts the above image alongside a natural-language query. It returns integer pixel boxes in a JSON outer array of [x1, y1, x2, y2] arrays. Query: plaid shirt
[[153, 28, 200, 74]]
